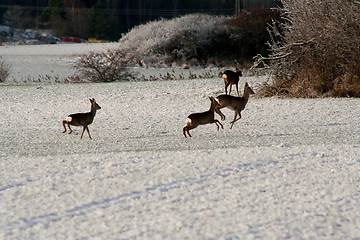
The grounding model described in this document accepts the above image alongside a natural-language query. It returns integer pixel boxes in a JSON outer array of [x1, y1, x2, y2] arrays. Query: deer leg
[[184, 126, 192, 137], [86, 126, 92, 139], [183, 127, 187, 138], [67, 123, 73, 134], [187, 130, 192, 137], [183, 120, 196, 138], [214, 120, 223, 130], [230, 112, 242, 129], [225, 84, 229, 95], [184, 125, 197, 138], [228, 84, 232, 95], [80, 126, 86, 139], [214, 122, 219, 130], [215, 108, 226, 121], [230, 121, 235, 130], [187, 125, 197, 137], [236, 83, 240, 96], [62, 120, 67, 133]]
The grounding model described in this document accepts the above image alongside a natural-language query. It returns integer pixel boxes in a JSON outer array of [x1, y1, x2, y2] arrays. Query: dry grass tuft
[[0, 57, 11, 83]]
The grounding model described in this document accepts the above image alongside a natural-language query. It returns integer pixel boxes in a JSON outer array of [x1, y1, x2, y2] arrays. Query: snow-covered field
[[1, 44, 360, 239]]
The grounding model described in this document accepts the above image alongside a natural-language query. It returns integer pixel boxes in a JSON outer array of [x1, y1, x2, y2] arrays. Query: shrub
[[118, 14, 227, 67], [118, 12, 279, 67], [74, 49, 133, 82], [208, 8, 281, 65], [254, 0, 360, 97], [78, 12, 281, 77]]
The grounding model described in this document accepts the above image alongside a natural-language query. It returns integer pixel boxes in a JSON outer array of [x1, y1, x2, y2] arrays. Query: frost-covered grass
[[1, 43, 360, 239], [1, 80, 360, 239]]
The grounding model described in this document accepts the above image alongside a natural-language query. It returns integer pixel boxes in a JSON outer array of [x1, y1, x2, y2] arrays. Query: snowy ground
[[1, 44, 360, 239]]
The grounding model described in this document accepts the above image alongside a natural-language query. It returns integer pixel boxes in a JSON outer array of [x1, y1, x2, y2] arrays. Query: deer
[[222, 67, 243, 96], [216, 82, 254, 129], [62, 98, 101, 139], [183, 96, 225, 138]]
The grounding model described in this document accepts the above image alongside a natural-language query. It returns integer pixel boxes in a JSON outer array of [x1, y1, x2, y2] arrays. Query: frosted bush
[[118, 14, 229, 67], [73, 12, 277, 78]]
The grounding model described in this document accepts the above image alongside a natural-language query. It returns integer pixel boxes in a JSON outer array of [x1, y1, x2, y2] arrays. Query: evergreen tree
[[41, 0, 64, 23], [88, 0, 116, 40]]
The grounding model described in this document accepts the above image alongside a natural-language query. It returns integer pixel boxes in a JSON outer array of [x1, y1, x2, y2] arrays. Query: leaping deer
[[62, 98, 101, 139], [216, 82, 254, 129], [183, 96, 225, 138]]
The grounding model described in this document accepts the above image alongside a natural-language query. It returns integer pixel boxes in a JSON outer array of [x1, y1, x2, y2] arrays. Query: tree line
[[1, 0, 281, 40]]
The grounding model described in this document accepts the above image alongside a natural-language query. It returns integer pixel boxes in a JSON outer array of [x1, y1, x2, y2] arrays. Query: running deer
[[183, 96, 225, 138], [216, 82, 254, 129], [62, 98, 101, 139], [222, 67, 243, 96]]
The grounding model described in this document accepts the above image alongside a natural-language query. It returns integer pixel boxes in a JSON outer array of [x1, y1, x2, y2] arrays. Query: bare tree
[[254, 0, 360, 97]]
